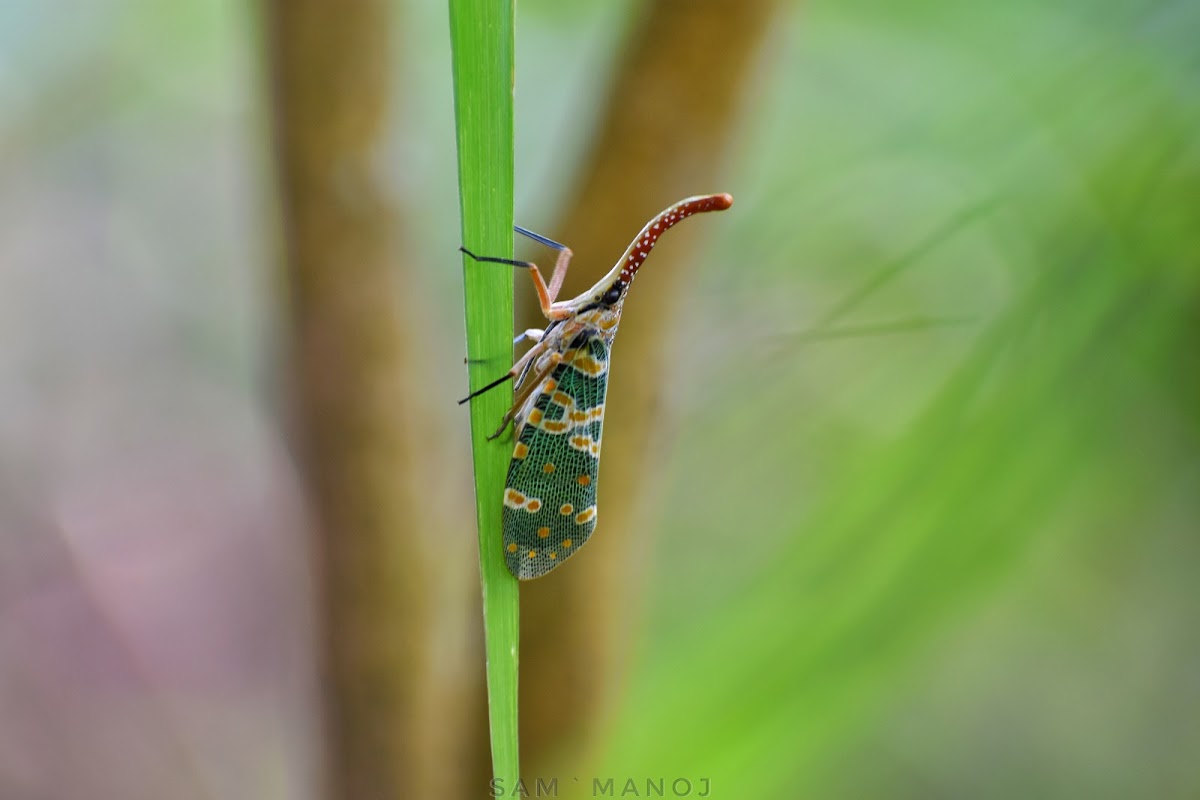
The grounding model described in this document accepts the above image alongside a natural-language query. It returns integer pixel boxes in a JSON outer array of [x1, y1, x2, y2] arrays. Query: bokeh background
[[2, 0, 1197, 798]]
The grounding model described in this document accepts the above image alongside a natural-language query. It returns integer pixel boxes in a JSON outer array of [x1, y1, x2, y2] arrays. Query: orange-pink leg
[[514, 224, 575, 309], [545, 246, 573, 306], [460, 248, 563, 320], [460, 229, 576, 320]]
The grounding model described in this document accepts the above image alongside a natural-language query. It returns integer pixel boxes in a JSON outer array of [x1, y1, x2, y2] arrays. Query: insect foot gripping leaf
[[461, 193, 733, 579]]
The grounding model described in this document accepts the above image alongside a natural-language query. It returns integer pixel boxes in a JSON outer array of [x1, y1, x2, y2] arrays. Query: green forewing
[[503, 333, 609, 579]]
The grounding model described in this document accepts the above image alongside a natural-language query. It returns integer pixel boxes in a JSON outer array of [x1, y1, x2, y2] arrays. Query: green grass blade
[[448, 0, 519, 789]]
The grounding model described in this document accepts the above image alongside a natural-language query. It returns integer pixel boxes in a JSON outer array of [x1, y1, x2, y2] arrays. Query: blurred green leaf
[[597, 1, 1200, 796]]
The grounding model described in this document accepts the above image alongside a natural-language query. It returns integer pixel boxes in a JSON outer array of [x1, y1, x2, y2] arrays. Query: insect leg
[[458, 337, 549, 405], [487, 351, 563, 441], [515, 225, 574, 304], [513, 225, 568, 251], [546, 247, 573, 305], [514, 328, 544, 346], [460, 246, 571, 322]]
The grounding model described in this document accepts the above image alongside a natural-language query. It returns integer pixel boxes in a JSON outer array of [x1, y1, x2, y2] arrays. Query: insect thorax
[[513, 314, 616, 438]]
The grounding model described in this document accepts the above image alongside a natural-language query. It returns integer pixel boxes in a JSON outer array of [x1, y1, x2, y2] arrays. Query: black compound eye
[[602, 284, 623, 305]]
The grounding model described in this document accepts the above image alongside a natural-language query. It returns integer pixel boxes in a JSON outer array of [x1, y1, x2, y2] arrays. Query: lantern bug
[[459, 193, 733, 579]]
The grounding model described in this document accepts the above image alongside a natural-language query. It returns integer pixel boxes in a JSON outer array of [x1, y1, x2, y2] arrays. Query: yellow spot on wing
[[568, 406, 603, 425], [526, 499, 542, 512], [577, 475, 591, 486], [551, 391, 573, 407], [537, 527, 550, 538], [513, 442, 529, 459], [560, 503, 574, 516], [543, 463, 555, 474], [527, 550, 537, 559], [528, 408, 544, 425], [562, 539, 573, 549], [504, 489, 526, 508], [570, 355, 606, 376], [549, 552, 557, 560], [575, 506, 596, 524], [507, 543, 518, 553]]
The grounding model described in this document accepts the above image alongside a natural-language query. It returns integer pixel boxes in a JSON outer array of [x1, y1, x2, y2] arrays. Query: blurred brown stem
[[266, 1, 476, 797]]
